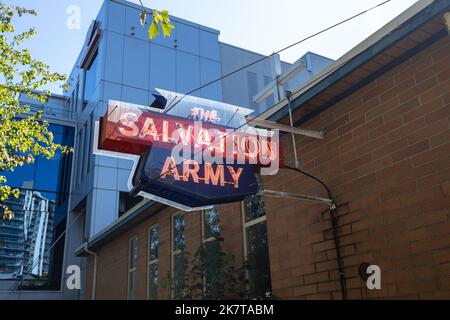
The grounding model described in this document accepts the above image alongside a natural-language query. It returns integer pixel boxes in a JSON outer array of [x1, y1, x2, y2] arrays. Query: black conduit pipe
[[284, 165, 347, 300]]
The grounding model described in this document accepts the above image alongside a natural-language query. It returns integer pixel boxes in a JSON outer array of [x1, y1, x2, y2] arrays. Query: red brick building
[[77, 0, 450, 300]]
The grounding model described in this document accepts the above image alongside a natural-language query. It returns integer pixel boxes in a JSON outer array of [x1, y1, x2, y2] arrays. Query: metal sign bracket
[[259, 189, 333, 205]]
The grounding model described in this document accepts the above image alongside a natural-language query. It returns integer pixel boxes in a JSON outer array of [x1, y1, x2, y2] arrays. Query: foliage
[[138, 2, 175, 40], [161, 252, 191, 300], [160, 219, 281, 300], [189, 237, 249, 300], [161, 231, 250, 300], [0, 2, 71, 220]]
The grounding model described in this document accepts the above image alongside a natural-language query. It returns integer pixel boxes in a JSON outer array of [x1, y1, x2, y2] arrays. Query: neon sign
[[99, 104, 280, 166], [95, 91, 281, 211], [188, 107, 221, 123]]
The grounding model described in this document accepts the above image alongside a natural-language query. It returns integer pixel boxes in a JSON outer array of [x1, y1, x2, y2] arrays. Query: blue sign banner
[[131, 147, 260, 208]]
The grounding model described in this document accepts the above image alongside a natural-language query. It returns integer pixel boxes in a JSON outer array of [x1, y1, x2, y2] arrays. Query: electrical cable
[[163, 0, 392, 113], [147, 0, 394, 182], [283, 164, 347, 300], [149, 60, 354, 183], [101, 0, 389, 160], [283, 165, 332, 200]]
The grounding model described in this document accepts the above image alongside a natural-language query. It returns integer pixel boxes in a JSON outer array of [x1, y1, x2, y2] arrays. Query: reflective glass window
[[0, 123, 74, 290], [172, 213, 185, 299], [243, 175, 272, 299], [148, 226, 159, 300], [128, 237, 138, 300], [173, 213, 185, 252], [83, 49, 99, 104], [203, 207, 220, 240], [245, 220, 272, 298]]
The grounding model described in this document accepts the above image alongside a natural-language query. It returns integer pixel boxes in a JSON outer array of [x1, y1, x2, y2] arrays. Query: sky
[[6, 0, 419, 94]]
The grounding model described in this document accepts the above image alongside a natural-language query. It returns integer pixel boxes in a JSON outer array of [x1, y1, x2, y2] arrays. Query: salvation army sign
[[130, 148, 259, 208], [94, 89, 281, 211]]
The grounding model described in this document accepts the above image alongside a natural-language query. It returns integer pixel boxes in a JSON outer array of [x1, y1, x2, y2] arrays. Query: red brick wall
[[85, 34, 450, 300], [84, 202, 243, 300], [264, 34, 450, 299]]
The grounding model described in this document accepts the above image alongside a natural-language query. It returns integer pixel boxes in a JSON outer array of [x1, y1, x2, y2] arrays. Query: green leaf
[[0, 3, 70, 220], [161, 22, 175, 38], [148, 21, 159, 39], [160, 10, 170, 23], [152, 9, 160, 23]]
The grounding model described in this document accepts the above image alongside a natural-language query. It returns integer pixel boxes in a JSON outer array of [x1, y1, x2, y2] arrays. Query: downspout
[[84, 243, 98, 300]]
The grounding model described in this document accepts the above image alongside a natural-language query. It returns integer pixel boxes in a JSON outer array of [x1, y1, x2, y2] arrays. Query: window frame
[[82, 47, 99, 109], [69, 90, 75, 113], [75, 129, 83, 186], [171, 211, 185, 299], [242, 201, 266, 266], [147, 225, 159, 300], [81, 121, 88, 179], [202, 207, 219, 243], [74, 80, 79, 113], [87, 112, 94, 174], [201, 207, 221, 294], [127, 236, 138, 300], [241, 195, 272, 299], [242, 196, 268, 262]]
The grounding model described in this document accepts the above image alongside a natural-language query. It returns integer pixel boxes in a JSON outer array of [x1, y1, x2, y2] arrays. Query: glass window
[[129, 237, 138, 269], [172, 212, 185, 299], [244, 194, 266, 222], [148, 226, 159, 300], [73, 80, 80, 113], [87, 113, 94, 173], [149, 263, 158, 300], [149, 227, 159, 261], [0, 123, 74, 290], [128, 271, 136, 300], [57, 127, 74, 206], [173, 252, 186, 299], [128, 237, 138, 300], [203, 207, 220, 241], [81, 122, 88, 178], [70, 91, 75, 113], [202, 207, 220, 292], [173, 213, 185, 252], [3, 157, 36, 188], [245, 220, 271, 298], [76, 129, 82, 186], [83, 48, 99, 104], [34, 153, 61, 191], [243, 193, 272, 299]]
